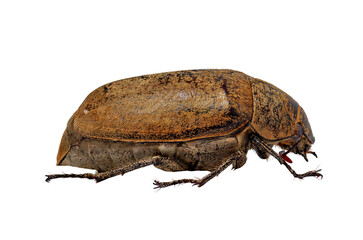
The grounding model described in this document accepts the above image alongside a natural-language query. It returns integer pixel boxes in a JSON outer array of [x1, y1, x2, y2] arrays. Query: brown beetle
[[46, 69, 322, 188]]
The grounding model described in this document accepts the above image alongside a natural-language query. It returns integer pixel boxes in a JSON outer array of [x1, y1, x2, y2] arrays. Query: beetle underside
[[46, 129, 322, 188]]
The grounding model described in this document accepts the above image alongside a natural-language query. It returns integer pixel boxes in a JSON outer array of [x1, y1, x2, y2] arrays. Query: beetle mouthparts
[[279, 151, 293, 164], [307, 151, 318, 158], [301, 153, 309, 162], [298, 150, 318, 162]]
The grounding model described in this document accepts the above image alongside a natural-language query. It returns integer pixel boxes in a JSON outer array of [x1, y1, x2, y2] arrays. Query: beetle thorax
[[250, 78, 301, 141]]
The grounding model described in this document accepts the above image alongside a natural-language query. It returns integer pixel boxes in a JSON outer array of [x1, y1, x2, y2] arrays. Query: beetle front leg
[[250, 136, 323, 179]]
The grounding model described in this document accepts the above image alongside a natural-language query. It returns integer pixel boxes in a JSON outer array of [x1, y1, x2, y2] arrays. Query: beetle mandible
[[46, 69, 322, 188]]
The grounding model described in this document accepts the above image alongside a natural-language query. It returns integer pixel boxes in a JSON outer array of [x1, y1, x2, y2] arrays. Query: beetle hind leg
[[153, 151, 243, 189], [46, 156, 167, 183]]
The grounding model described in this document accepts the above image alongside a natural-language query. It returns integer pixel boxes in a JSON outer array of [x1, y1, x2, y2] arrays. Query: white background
[[1, 1, 362, 239]]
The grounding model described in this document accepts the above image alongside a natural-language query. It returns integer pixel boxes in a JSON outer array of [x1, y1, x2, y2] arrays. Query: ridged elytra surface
[[73, 69, 254, 142]]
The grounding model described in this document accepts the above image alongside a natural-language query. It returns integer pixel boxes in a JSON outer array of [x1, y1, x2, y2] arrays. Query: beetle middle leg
[[153, 151, 243, 189], [250, 136, 323, 179], [45, 156, 168, 183]]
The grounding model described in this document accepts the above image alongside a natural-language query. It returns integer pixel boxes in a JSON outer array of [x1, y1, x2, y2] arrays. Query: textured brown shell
[[250, 78, 300, 141], [73, 69, 254, 142]]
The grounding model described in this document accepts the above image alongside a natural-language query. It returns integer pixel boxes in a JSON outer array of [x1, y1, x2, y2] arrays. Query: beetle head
[[278, 107, 316, 162]]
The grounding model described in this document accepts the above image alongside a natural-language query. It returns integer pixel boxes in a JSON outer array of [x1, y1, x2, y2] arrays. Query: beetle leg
[[251, 136, 284, 164], [250, 136, 323, 179], [45, 156, 167, 183], [284, 139, 301, 155], [153, 152, 243, 189]]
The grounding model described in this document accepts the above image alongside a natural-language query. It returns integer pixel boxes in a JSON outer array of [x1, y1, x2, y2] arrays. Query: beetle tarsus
[[153, 177, 208, 189], [153, 179, 199, 189], [45, 173, 96, 182], [294, 169, 323, 179]]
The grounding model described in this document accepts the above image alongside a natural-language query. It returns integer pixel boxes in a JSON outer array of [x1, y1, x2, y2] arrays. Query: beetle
[[46, 69, 322, 188]]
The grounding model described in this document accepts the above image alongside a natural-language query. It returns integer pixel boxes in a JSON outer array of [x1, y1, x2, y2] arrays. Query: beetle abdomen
[[73, 70, 254, 142], [59, 135, 240, 172]]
